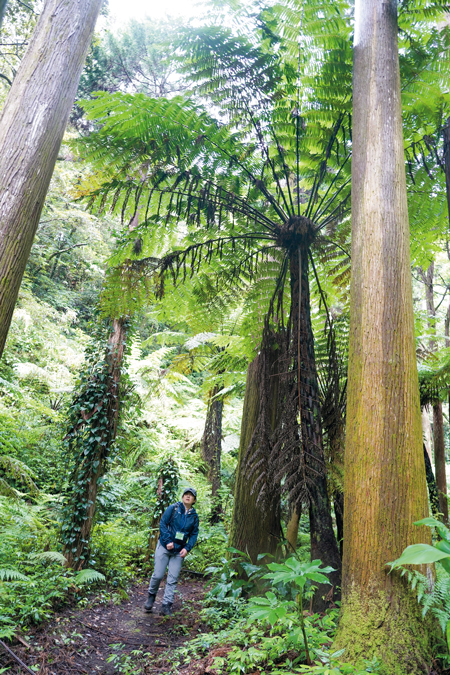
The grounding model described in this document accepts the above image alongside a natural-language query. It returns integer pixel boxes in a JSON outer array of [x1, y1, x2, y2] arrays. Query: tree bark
[[335, 2, 433, 671], [228, 354, 281, 563], [0, 0, 102, 359], [202, 386, 223, 524]]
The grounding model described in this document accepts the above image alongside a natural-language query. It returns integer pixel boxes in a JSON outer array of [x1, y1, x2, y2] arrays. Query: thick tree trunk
[[433, 402, 448, 522], [0, 0, 102, 359], [290, 248, 341, 609], [335, 2, 433, 671], [202, 386, 223, 524], [228, 354, 281, 563], [64, 318, 127, 569]]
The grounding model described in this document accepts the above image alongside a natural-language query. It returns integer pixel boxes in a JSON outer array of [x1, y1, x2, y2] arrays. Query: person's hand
[[179, 548, 188, 558], [166, 542, 174, 550]]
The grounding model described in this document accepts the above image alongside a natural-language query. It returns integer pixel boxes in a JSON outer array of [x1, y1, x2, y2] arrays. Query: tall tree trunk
[[63, 318, 127, 569], [0, 0, 102, 359], [290, 247, 341, 609], [335, 2, 433, 670], [202, 386, 223, 524], [228, 353, 281, 563]]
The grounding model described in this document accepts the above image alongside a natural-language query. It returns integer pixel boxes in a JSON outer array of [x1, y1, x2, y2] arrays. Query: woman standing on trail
[[144, 488, 199, 616]]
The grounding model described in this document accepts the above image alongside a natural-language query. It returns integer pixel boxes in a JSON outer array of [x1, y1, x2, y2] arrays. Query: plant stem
[[298, 590, 311, 665]]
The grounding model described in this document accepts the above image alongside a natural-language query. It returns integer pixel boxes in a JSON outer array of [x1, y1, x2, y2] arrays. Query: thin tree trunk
[[424, 443, 440, 520], [335, 1, 432, 670], [0, 0, 8, 32], [202, 386, 223, 524], [0, 0, 102, 359], [228, 354, 281, 563], [443, 117, 450, 225], [419, 263, 448, 522], [422, 406, 432, 462], [290, 248, 341, 609], [334, 491, 344, 560], [64, 318, 127, 569], [286, 506, 301, 554], [433, 402, 448, 522]]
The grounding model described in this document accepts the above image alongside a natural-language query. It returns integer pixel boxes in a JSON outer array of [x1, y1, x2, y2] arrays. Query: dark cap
[[182, 487, 197, 499]]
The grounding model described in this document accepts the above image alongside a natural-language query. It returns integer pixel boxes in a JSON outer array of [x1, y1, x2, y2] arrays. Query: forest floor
[[0, 574, 214, 675]]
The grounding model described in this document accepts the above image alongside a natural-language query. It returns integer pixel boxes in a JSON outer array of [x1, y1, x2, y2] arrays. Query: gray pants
[[147, 541, 183, 604]]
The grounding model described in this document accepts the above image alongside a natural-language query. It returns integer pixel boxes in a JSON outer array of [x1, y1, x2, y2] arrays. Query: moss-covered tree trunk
[[228, 354, 281, 563], [335, 2, 433, 671], [290, 247, 341, 608], [202, 386, 223, 524], [0, 0, 102, 359]]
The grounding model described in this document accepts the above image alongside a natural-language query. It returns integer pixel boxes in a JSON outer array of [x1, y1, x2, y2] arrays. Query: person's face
[[182, 492, 196, 508]]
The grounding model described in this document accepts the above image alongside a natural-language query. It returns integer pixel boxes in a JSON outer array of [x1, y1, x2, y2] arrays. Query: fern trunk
[[0, 0, 102, 359], [289, 247, 342, 609], [335, 2, 433, 670], [202, 386, 223, 524], [228, 354, 281, 563]]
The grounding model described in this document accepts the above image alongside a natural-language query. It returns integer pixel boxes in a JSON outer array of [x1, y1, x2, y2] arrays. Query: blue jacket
[[159, 501, 199, 554]]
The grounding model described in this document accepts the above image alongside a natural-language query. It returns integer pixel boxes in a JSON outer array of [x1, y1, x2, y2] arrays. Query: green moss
[[334, 581, 436, 675]]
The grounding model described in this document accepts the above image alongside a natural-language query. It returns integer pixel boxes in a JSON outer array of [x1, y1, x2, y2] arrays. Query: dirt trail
[[0, 575, 209, 675]]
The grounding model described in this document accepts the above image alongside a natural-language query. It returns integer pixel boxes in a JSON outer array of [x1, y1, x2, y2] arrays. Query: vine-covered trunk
[[335, 2, 433, 670], [202, 386, 223, 524], [433, 402, 448, 523], [63, 318, 127, 569], [0, 0, 102, 359], [146, 458, 180, 556], [228, 353, 281, 563], [289, 248, 341, 608]]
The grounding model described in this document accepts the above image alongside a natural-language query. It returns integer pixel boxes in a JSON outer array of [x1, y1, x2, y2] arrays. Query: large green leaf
[[389, 544, 450, 569]]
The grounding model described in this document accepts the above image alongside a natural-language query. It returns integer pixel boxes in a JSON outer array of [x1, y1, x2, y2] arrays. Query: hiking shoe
[[160, 602, 173, 617], [144, 593, 156, 612]]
